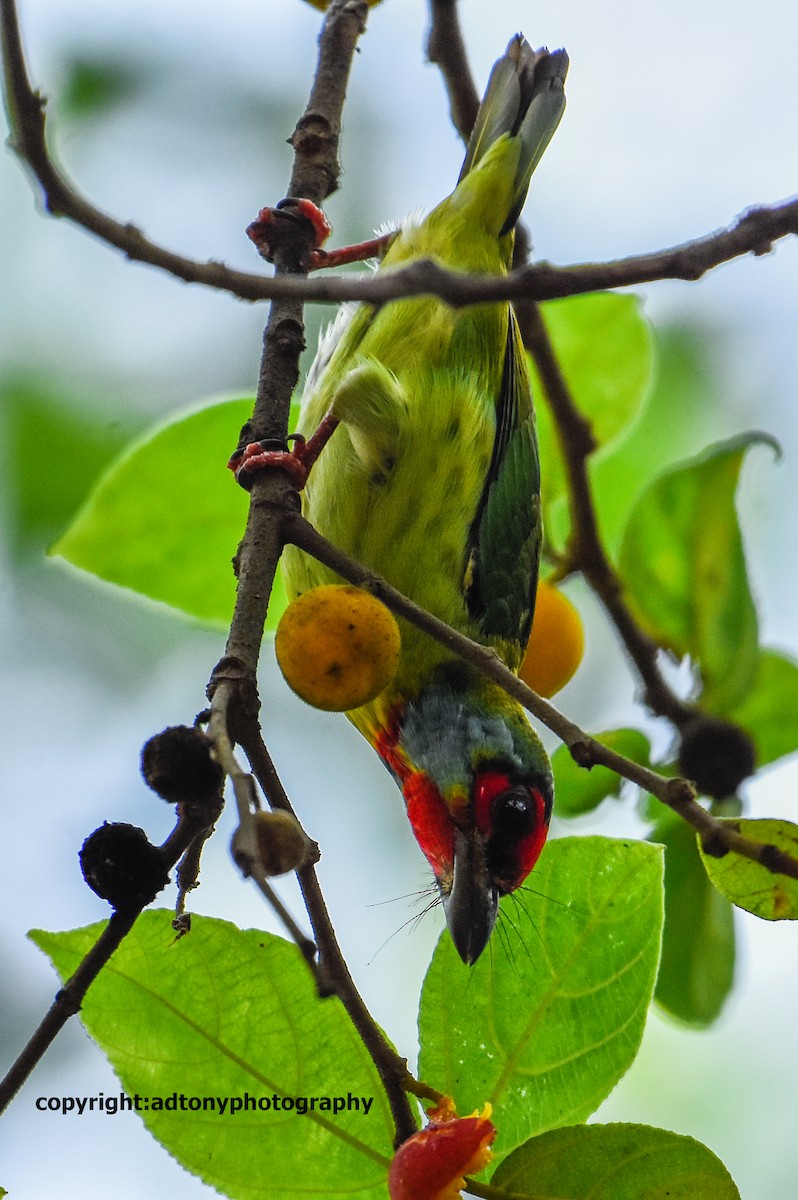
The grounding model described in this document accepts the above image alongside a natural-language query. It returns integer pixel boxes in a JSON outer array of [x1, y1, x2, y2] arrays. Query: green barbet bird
[[281, 37, 567, 963]]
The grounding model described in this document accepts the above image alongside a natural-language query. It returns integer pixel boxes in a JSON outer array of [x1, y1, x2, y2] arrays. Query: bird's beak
[[442, 827, 499, 965]]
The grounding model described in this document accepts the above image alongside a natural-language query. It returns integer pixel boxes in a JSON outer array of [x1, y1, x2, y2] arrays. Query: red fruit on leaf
[[388, 1099, 496, 1200]]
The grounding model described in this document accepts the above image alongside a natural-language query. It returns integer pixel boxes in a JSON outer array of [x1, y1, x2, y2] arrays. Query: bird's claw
[[247, 198, 395, 271], [246, 198, 332, 268], [228, 436, 310, 492]]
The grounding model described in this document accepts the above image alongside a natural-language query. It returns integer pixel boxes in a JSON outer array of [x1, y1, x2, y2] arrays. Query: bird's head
[[375, 666, 553, 964]]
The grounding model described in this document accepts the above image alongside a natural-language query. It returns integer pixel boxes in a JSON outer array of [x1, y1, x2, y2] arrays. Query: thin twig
[[233, 697, 418, 1144], [173, 822, 218, 921], [522, 303, 695, 726], [248, 869, 319, 967], [206, 676, 262, 824], [426, 0, 480, 140], [285, 512, 798, 884], [208, 677, 320, 973], [201, 0, 418, 1146], [0, 804, 215, 1114]]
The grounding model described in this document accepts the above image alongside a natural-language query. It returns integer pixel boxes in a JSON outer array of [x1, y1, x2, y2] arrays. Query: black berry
[[678, 716, 757, 800], [80, 822, 169, 911], [141, 725, 223, 805]]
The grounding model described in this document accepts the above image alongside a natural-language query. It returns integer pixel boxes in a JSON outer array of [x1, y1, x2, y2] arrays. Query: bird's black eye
[[473, 768, 549, 893], [486, 787, 538, 887], [485, 784, 549, 895], [491, 787, 536, 841]]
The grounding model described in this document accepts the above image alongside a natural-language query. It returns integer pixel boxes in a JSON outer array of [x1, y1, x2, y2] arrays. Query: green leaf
[[52, 398, 274, 627], [728, 648, 798, 768], [531, 293, 654, 519], [588, 324, 723, 556], [698, 818, 798, 920], [618, 434, 777, 713], [417, 838, 663, 1163], [491, 1122, 740, 1199], [650, 810, 734, 1026], [552, 728, 651, 818], [31, 912, 393, 1200], [1, 377, 136, 557]]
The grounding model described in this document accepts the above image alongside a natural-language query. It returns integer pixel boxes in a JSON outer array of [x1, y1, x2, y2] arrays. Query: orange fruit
[[275, 584, 401, 711], [519, 580, 584, 697]]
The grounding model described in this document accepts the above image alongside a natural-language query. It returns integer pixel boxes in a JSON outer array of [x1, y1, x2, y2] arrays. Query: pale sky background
[[1, 1, 797, 1197]]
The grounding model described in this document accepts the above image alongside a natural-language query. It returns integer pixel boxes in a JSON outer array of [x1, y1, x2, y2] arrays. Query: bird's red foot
[[310, 231, 396, 269], [228, 438, 309, 491], [228, 408, 340, 492], [246, 198, 332, 268], [247, 197, 395, 271]]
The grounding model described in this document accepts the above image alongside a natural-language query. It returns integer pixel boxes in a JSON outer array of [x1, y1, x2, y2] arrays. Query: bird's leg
[[310, 232, 395, 270], [246, 198, 394, 271], [233, 196, 394, 490], [228, 406, 340, 492]]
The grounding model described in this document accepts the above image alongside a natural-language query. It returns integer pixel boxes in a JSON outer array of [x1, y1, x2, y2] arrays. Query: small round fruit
[[231, 810, 316, 876], [519, 580, 584, 698], [141, 725, 223, 806], [678, 715, 756, 799], [275, 584, 401, 711], [79, 822, 169, 912]]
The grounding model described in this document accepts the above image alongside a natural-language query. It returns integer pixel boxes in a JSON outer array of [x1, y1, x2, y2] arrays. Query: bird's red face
[[402, 762, 550, 964], [472, 765, 550, 890], [373, 689, 553, 964]]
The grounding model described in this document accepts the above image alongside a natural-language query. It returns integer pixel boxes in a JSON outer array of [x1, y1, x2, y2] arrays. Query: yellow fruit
[[275, 584, 401, 711], [519, 580, 584, 697]]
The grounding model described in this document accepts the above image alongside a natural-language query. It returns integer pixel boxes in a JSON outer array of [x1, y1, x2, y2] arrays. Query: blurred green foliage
[[1, 375, 138, 558], [57, 54, 147, 118]]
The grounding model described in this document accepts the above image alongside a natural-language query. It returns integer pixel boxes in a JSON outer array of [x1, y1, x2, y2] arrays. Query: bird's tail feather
[[459, 36, 569, 236]]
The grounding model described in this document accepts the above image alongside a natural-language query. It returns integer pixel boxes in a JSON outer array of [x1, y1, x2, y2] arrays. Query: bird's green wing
[[464, 311, 541, 662]]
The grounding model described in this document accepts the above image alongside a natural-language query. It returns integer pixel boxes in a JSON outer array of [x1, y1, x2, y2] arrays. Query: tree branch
[[0, 801, 218, 1114], [2, 0, 794, 311], [521, 303, 695, 727], [285, 512, 798, 884], [216, 0, 370, 683], [209, 673, 418, 1144], [426, 0, 480, 141], [204, 0, 418, 1147]]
